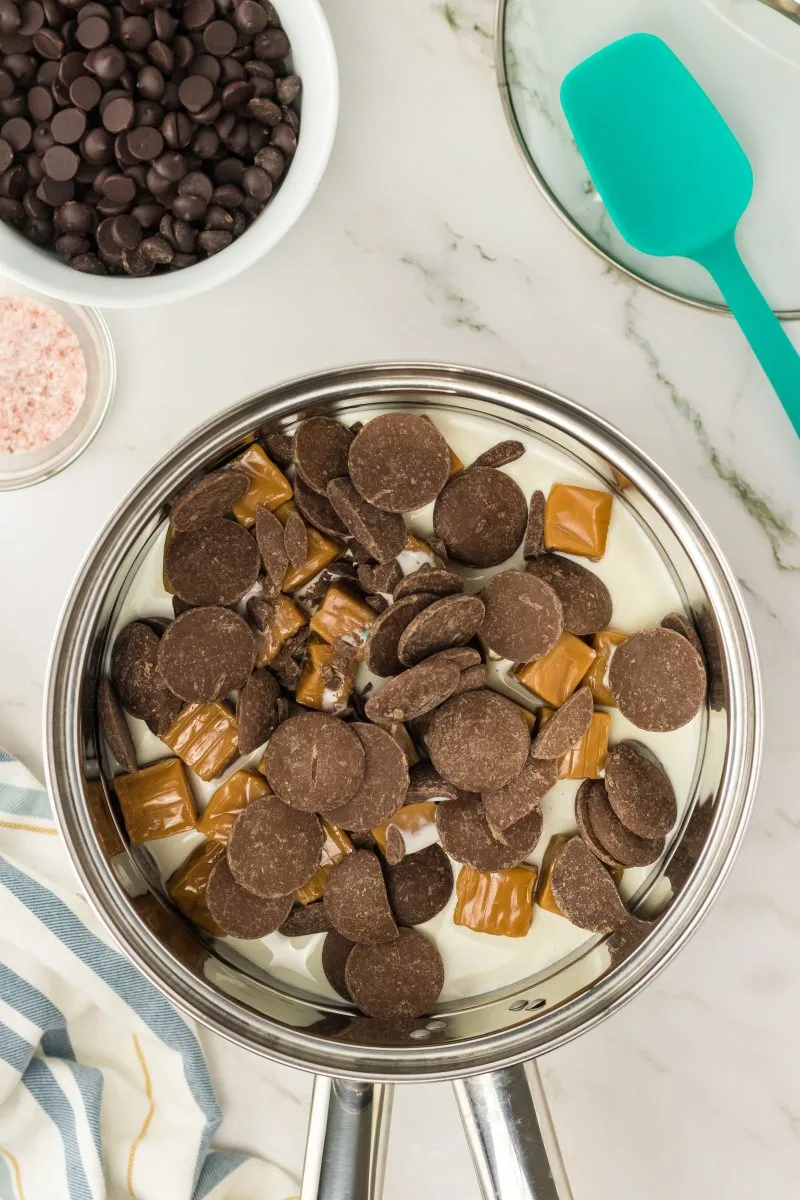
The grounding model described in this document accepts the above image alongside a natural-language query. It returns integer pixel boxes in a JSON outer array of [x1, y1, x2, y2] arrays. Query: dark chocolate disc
[[531, 687, 593, 759], [385, 843, 453, 926], [406, 761, 460, 804], [364, 659, 461, 725], [326, 477, 407, 563], [393, 567, 463, 601], [347, 413, 450, 513], [397, 593, 485, 667], [97, 677, 137, 773], [324, 849, 398, 944], [427, 691, 530, 791], [608, 628, 707, 732], [345, 928, 444, 1018], [292, 416, 354, 495], [293, 475, 348, 538], [523, 489, 546, 559], [433, 467, 527, 568], [482, 751, 557, 832], [472, 440, 525, 469], [283, 509, 308, 570], [261, 712, 366, 812], [236, 668, 281, 755], [111, 620, 161, 720], [357, 559, 403, 597], [550, 836, 629, 932], [525, 554, 612, 636], [324, 724, 409, 831], [478, 570, 563, 662], [227, 795, 324, 898], [455, 664, 487, 693], [206, 856, 293, 938], [604, 742, 677, 839], [157, 607, 255, 702], [436, 792, 542, 871], [170, 469, 249, 532], [661, 611, 704, 659], [254, 507, 289, 587], [321, 930, 355, 999], [165, 518, 260, 606], [577, 778, 664, 868], [279, 901, 332, 937], [364, 594, 434, 677]]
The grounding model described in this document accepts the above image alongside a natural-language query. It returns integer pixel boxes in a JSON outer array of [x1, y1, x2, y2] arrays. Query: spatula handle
[[696, 235, 800, 437]]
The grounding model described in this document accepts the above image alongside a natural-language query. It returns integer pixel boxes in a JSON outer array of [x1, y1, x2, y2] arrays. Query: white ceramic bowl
[[0, 0, 338, 308]]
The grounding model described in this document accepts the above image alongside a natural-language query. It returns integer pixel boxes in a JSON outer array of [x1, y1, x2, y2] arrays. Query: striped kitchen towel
[[0, 749, 298, 1200]]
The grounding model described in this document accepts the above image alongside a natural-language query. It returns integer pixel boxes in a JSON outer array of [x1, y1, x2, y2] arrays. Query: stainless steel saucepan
[[45, 363, 762, 1200]]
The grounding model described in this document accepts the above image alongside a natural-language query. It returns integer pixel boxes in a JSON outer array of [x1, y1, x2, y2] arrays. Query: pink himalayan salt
[[0, 295, 87, 455]]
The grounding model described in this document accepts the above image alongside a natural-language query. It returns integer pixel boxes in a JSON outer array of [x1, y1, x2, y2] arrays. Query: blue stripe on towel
[[23, 1057, 92, 1200], [0, 1023, 35, 1075], [195, 1150, 249, 1198], [0, 786, 51, 820]]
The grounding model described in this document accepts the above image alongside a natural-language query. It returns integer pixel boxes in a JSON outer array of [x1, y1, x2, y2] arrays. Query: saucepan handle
[[300, 1076, 393, 1200], [453, 1061, 573, 1200]]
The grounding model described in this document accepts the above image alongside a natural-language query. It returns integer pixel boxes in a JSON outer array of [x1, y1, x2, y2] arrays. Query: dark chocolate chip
[[427, 690, 530, 791], [433, 467, 527, 568], [236, 668, 281, 755], [327, 477, 407, 564], [227, 795, 323, 898], [157, 606, 256, 702], [364, 659, 461, 725], [261, 712, 366, 813], [321, 930, 354, 999], [42, 144, 78, 180], [604, 742, 677, 839], [165, 518, 260, 606], [292, 416, 354, 496], [348, 414, 451, 513], [608, 627, 707, 732], [97, 677, 137, 773], [279, 901, 331, 938], [363, 594, 434, 677], [454, 663, 487, 694], [385, 843, 453, 926], [550, 836, 629, 932], [206, 856, 293, 938], [345, 928, 443, 1019], [324, 724, 409, 831], [324, 849, 398, 944], [531, 686, 593, 759], [577, 778, 664, 868], [478, 569, 564, 662], [111, 620, 162, 721], [254, 506, 289, 588], [283, 509, 308, 570], [472, 440, 525, 469], [406, 761, 460, 804], [524, 554, 612, 637], [393, 568, 462, 601], [397, 593, 485, 667], [436, 791, 541, 871], [661, 611, 704, 660], [357, 559, 402, 597], [264, 431, 293, 467], [482, 750, 557, 833]]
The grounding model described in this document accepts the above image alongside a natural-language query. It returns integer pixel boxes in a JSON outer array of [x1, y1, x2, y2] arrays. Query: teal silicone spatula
[[561, 32, 800, 437]]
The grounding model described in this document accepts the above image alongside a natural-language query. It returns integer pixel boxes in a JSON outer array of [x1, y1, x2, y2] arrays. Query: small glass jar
[[0, 279, 116, 491]]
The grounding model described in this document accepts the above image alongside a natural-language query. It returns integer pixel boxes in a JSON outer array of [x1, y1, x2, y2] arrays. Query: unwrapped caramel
[[274, 501, 343, 591], [296, 637, 357, 713], [309, 584, 375, 649], [514, 632, 596, 707], [167, 840, 225, 935], [294, 819, 354, 905], [115, 758, 197, 843], [197, 770, 271, 841], [448, 448, 465, 476], [544, 484, 613, 559], [254, 594, 308, 667], [538, 708, 611, 779], [373, 801, 437, 861], [161, 702, 239, 781], [455, 864, 538, 937], [387, 722, 420, 767], [536, 834, 571, 914], [585, 629, 628, 707], [230, 444, 293, 526]]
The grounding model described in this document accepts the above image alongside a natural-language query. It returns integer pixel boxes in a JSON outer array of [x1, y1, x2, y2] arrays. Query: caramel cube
[[373, 800, 437, 857], [387, 722, 420, 767], [401, 534, 443, 568], [230, 444, 293, 527], [296, 637, 357, 713], [161, 702, 239, 782], [168, 840, 225, 935], [513, 633, 596, 707], [449, 448, 464, 476], [539, 708, 611, 779], [254, 593, 308, 667], [585, 629, 628, 707], [455, 864, 538, 937], [274, 501, 343, 591], [294, 819, 354, 905], [115, 758, 197, 844], [86, 777, 125, 860], [309, 584, 375, 650], [544, 484, 613, 558], [197, 769, 271, 841], [536, 834, 571, 914]]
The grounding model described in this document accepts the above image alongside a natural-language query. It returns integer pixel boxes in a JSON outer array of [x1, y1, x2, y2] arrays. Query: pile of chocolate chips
[[100, 411, 710, 1023], [0, 0, 299, 275]]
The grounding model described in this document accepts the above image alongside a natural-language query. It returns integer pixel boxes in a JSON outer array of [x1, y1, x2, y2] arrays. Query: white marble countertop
[[2, 1, 799, 1196]]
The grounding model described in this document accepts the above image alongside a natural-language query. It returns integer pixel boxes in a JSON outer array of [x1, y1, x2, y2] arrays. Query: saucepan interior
[[45, 362, 761, 1083]]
